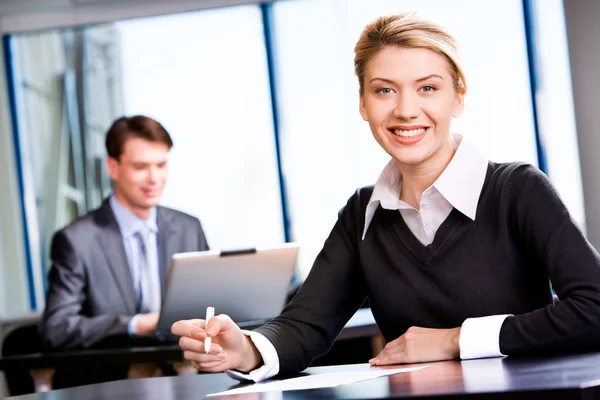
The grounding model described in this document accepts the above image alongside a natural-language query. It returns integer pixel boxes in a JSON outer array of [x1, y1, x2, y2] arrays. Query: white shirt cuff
[[459, 314, 511, 359], [225, 330, 280, 382], [128, 314, 141, 336]]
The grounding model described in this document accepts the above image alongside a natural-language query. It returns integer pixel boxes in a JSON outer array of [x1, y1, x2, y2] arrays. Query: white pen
[[204, 306, 215, 354]]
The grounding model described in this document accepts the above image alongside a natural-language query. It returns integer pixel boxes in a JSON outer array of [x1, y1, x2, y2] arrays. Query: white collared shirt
[[232, 135, 510, 382], [362, 134, 484, 243]]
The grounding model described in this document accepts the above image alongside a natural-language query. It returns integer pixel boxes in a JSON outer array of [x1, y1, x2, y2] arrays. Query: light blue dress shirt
[[109, 195, 160, 335]]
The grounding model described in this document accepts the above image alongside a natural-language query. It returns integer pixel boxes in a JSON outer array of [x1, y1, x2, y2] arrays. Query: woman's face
[[360, 46, 464, 168]]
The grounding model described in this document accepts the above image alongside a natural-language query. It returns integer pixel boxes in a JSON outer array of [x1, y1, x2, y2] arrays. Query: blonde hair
[[354, 11, 467, 95]]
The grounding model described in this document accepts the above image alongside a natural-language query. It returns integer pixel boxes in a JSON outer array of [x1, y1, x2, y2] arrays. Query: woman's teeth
[[392, 128, 426, 137]]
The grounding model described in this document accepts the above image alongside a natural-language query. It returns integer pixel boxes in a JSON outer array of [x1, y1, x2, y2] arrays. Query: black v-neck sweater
[[256, 162, 600, 376]]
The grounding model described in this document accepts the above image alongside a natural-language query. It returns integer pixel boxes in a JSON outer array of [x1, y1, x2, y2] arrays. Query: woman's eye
[[421, 85, 437, 93], [376, 87, 393, 94]]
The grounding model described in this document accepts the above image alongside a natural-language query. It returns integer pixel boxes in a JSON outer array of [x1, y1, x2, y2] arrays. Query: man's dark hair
[[105, 115, 173, 160]]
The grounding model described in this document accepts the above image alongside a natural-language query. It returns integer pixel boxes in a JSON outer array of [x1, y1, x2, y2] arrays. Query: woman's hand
[[171, 314, 262, 372], [369, 327, 461, 365]]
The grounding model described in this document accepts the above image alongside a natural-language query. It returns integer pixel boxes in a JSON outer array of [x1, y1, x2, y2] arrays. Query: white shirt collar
[[362, 134, 488, 240]]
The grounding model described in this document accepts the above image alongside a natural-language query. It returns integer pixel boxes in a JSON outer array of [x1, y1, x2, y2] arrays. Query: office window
[[271, 0, 538, 278], [6, 4, 284, 311], [3, 0, 582, 312], [6, 28, 109, 309], [529, 0, 585, 230], [117, 5, 285, 249]]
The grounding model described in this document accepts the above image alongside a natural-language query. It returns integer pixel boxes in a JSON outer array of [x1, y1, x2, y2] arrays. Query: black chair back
[[1, 323, 39, 395]]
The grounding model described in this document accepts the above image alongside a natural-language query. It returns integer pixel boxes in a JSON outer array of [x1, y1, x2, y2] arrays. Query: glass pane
[[531, 0, 585, 230], [9, 23, 134, 308], [8, 28, 97, 307], [7, 4, 285, 310], [117, 5, 284, 249]]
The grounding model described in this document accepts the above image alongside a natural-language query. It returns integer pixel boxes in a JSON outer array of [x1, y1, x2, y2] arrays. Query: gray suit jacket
[[40, 199, 209, 350]]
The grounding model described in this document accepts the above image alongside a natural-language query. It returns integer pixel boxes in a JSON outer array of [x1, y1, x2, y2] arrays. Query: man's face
[[107, 137, 169, 218]]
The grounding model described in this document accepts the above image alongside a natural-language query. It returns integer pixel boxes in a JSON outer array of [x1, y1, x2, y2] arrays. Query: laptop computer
[[156, 243, 299, 336]]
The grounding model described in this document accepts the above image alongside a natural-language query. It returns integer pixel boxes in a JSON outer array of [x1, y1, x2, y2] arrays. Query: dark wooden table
[[7, 352, 600, 399]]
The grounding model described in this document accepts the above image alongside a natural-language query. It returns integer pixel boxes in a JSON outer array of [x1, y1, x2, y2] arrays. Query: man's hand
[[369, 327, 461, 365], [172, 314, 262, 373], [136, 312, 160, 336]]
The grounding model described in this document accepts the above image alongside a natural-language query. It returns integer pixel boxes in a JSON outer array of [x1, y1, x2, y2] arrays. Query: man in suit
[[40, 115, 209, 352]]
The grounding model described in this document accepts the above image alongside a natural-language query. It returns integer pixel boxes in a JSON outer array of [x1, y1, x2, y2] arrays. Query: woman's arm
[[500, 164, 600, 355]]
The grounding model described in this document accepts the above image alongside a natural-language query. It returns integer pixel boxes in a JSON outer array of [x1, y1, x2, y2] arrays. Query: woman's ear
[[452, 90, 465, 118], [359, 95, 369, 121]]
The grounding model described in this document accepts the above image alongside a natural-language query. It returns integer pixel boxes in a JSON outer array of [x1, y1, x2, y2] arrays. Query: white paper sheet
[[207, 365, 430, 397]]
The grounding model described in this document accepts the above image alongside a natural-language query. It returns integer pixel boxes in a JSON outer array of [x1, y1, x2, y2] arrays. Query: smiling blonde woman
[[172, 11, 600, 380]]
